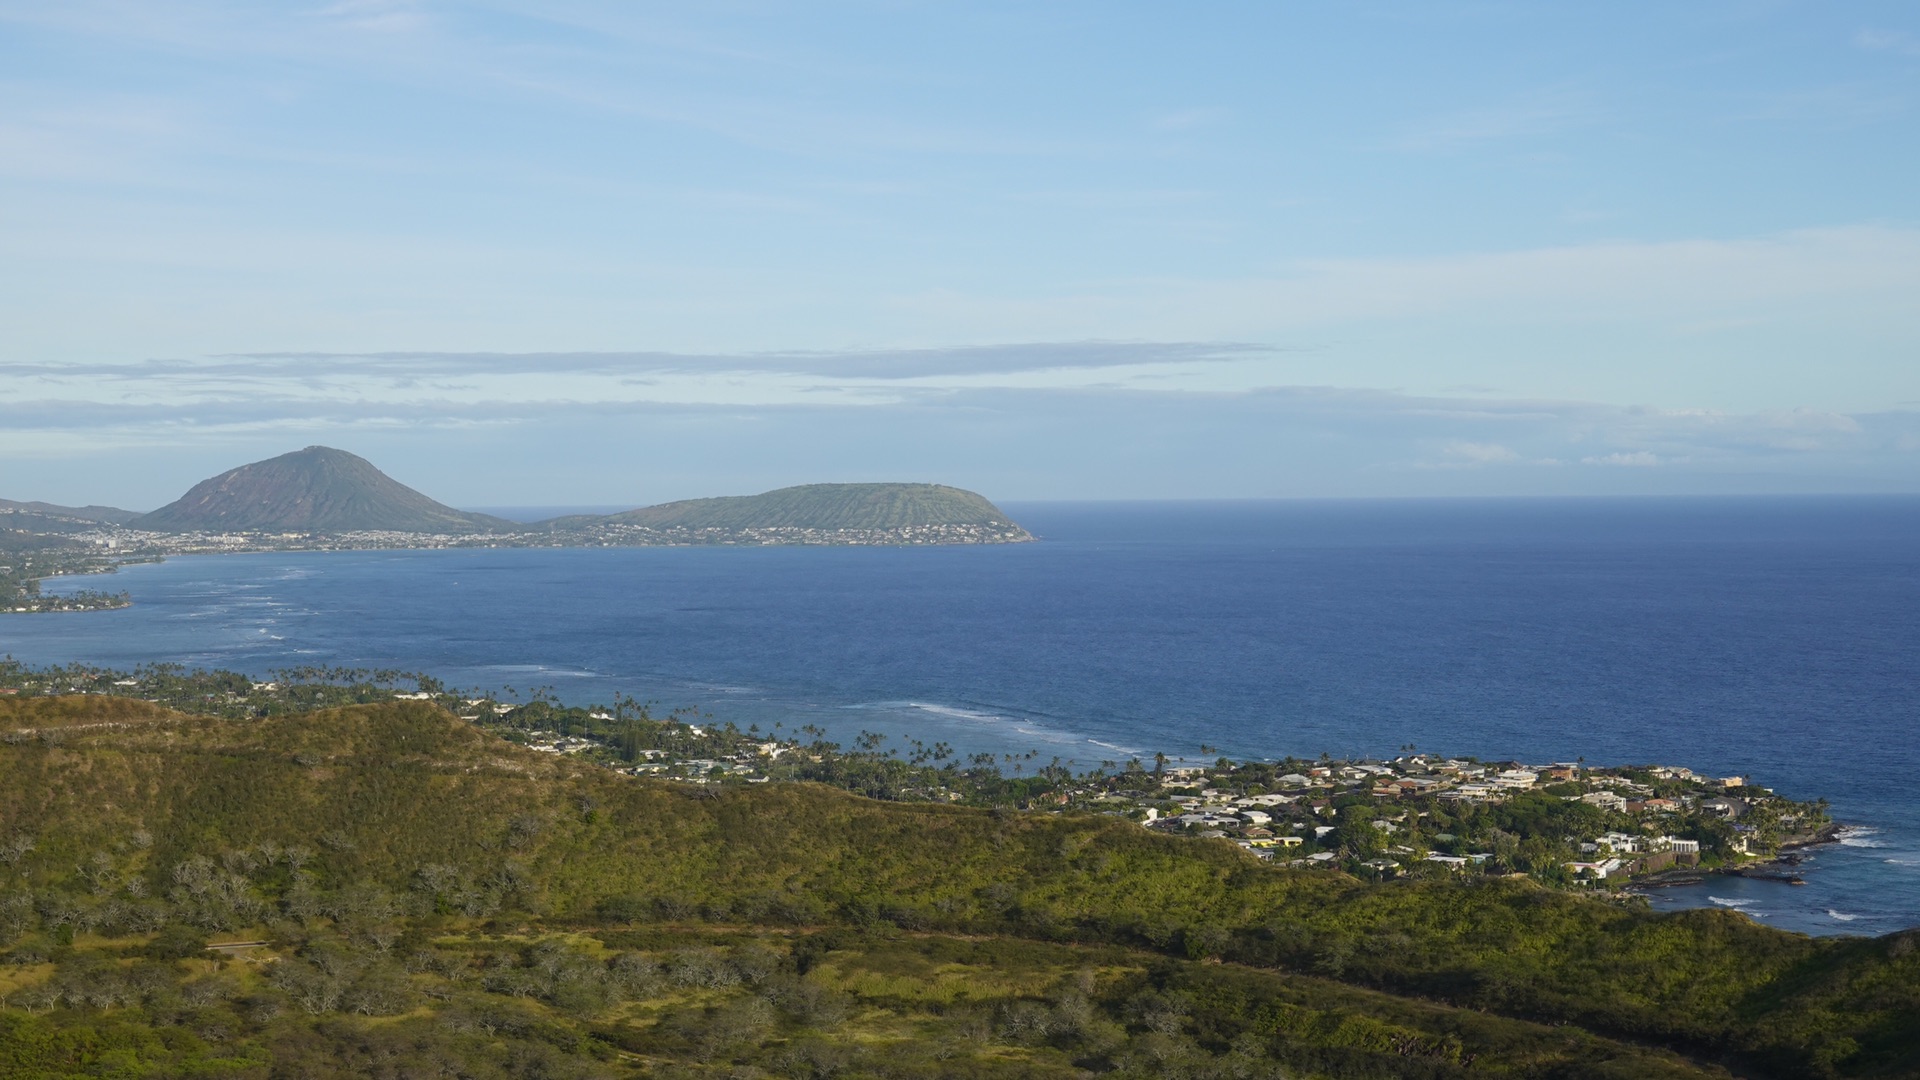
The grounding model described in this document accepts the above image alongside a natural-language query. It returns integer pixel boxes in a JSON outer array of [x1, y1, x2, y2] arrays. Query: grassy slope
[[1, 698, 1915, 1078]]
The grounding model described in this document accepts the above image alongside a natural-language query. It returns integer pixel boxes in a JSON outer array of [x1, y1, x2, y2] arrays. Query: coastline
[[1630, 821, 1847, 892], [0, 654, 1853, 920], [6, 512, 1915, 938], [5, 523, 1036, 615]]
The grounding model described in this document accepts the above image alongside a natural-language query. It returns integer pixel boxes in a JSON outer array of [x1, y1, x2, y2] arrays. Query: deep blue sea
[[10, 497, 1919, 937]]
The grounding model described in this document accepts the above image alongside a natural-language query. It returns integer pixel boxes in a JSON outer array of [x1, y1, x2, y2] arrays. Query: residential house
[[1565, 858, 1624, 879], [1580, 791, 1629, 813]]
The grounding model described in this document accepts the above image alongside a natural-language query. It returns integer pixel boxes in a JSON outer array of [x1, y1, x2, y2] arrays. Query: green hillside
[[0, 697, 1914, 1078], [133, 446, 513, 534], [555, 482, 1028, 534]]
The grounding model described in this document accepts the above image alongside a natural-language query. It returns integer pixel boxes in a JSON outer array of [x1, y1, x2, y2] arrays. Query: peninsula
[[1, 447, 1032, 612]]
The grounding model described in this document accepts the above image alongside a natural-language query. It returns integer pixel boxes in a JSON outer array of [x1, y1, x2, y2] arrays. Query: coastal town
[[0, 520, 1034, 617], [0, 522, 1030, 619], [0, 661, 1833, 899], [1122, 756, 1816, 887], [567, 729, 1829, 891], [51, 519, 1035, 557]]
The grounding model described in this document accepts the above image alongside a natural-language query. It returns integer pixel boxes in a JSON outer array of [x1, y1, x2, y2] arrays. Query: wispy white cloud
[[3, 212, 1914, 414], [1, 0, 1915, 499], [5, 363, 1916, 497], [0, 1, 1105, 165], [873, 226, 1920, 390], [5, 341, 1270, 386]]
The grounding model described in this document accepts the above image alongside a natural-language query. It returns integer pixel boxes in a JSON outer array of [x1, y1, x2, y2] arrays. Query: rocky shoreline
[[1631, 822, 1844, 891]]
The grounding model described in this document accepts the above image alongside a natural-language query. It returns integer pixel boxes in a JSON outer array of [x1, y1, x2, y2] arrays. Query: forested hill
[[547, 482, 1031, 534], [133, 446, 513, 534], [0, 695, 1915, 1078]]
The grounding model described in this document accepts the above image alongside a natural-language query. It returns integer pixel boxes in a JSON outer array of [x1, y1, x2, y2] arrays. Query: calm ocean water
[[11, 497, 1920, 937]]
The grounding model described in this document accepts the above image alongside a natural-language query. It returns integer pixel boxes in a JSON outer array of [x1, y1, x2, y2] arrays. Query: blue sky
[[3, 1, 1918, 507]]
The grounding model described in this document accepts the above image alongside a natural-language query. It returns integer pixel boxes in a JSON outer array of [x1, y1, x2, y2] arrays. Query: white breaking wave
[[1826, 910, 1861, 922], [1709, 896, 1756, 909], [842, 701, 1148, 758], [483, 664, 597, 678], [898, 701, 1007, 722], [844, 699, 1023, 727], [1837, 827, 1886, 849]]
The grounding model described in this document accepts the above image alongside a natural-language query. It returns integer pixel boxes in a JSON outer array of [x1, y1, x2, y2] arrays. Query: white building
[[1580, 791, 1629, 813]]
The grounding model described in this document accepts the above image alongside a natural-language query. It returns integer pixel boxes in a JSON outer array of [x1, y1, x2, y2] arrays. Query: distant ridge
[[134, 447, 512, 534], [109, 448, 1028, 542], [548, 482, 1027, 534], [0, 499, 140, 526]]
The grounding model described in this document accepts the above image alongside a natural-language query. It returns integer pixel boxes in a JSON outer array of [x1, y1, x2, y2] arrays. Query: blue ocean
[[11, 497, 1919, 937]]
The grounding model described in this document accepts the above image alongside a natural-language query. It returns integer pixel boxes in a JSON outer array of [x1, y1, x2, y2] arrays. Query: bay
[[10, 496, 1919, 936]]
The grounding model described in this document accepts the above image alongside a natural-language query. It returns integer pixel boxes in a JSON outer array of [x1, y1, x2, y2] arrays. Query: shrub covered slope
[[0, 697, 1914, 1078]]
